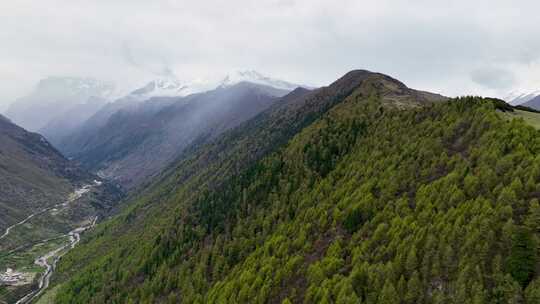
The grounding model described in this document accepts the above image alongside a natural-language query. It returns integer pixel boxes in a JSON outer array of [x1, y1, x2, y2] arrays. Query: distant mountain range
[[505, 89, 540, 110], [2, 71, 305, 190], [506, 89, 540, 105], [58, 82, 293, 189], [522, 95, 540, 109], [123, 70, 302, 100], [4, 71, 306, 147]]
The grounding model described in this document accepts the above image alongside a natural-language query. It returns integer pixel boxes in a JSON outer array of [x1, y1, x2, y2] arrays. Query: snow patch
[[505, 88, 540, 105], [219, 70, 301, 91]]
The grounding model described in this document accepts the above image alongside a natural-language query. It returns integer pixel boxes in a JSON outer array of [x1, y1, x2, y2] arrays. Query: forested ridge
[[46, 72, 540, 303]]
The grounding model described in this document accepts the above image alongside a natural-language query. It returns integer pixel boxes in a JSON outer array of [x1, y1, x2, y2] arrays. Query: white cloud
[[1, 0, 540, 110]]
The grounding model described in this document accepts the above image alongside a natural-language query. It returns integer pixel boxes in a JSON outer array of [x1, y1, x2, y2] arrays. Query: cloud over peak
[[2, 0, 540, 111]]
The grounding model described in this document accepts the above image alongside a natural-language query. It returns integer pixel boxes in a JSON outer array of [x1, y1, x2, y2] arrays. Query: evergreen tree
[[525, 279, 540, 304], [507, 226, 537, 288], [405, 271, 422, 304], [380, 280, 400, 304]]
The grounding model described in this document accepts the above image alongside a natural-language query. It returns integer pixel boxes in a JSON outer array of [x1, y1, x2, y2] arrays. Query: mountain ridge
[[522, 95, 540, 110], [506, 89, 540, 105], [49, 69, 540, 302], [44, 70, 465, 304]]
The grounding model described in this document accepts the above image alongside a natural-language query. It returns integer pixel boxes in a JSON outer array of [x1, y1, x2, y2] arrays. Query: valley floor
[[0, 183, 100, 304]]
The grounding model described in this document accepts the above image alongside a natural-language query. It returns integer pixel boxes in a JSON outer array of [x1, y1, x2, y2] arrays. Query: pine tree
[[525, 199, 540, 233], [405, 271, 422, 304], [405, 246, 418, 276], [471, 282, 486, 304], [525, 279, 540, 304], [379, 280, 400, 304], [507, 226, 537, 287], [397, 275, 407, 296]]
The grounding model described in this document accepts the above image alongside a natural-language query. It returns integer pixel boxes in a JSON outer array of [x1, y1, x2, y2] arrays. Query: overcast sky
[[1, 0, 540, 112]]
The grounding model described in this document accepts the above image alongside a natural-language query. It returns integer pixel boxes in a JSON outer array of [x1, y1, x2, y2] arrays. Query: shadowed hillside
[[58, 82, 291, 190]]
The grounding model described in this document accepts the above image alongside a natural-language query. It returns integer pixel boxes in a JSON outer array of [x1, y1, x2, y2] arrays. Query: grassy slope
[[502, 109, 540, 130]]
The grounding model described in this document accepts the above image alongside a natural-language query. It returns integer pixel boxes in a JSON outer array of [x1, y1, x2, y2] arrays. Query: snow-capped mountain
[[6, 77, 115, 132], [129, 78, 188, 99], [56, 70, 300, 171], [219, 70, 303, 91], [124, 77, 217, 102], [505, 89, 540, 105], [125, 70, 303, 102]]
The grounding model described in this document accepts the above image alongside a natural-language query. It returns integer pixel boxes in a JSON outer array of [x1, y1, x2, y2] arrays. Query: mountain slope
[[191, 97, 540, 303], [0, 114, 123, 246], [54, 90, 540, 303], [39, 96, 109, 147], [41, 70, 467, 303], [57, 96, 175, 159], [58, 82, 291, 189], [0, 114, 87, 230], [506, 90, 540, 106], [0, 114, 123, 304], [522, 95, 540, 110]]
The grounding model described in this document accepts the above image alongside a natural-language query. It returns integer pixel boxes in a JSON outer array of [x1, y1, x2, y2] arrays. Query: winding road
[[0, 184, 93, 241], [14, 217, 98, 304], [0, 183, 99, 304], [1, 211, 45, 241]]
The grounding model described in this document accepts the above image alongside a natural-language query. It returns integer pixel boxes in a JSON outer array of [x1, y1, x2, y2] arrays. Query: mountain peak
[[338, 69, 406, 86], [219, 70, 302, 91], [124, 70, 304, 101], [129, 77, 187, 97], [127, 76, 216, 101], [326, 69, 404, 95], [505, 88, 540, 105]]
